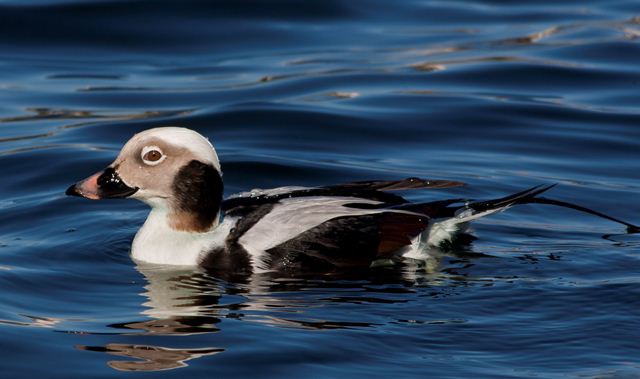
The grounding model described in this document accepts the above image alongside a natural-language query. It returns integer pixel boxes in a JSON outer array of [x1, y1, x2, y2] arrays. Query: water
[[1, 1, 640, 377]]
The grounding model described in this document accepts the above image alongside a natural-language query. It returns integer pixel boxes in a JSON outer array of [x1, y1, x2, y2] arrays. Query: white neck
[[131, 206, 230, 266]]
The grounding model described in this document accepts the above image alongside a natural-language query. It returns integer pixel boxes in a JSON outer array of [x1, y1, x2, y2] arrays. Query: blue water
[[1, 1, 640, 377]]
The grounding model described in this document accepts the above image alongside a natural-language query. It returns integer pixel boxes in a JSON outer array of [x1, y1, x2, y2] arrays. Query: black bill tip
[[66, 184, 82, 197]]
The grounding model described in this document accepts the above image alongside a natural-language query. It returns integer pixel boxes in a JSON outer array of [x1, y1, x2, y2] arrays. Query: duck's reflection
[[117, 264, 226, 335], [77, 344, 223, 372], [80, 254, 448, 372], [76, 265, 229, 371]]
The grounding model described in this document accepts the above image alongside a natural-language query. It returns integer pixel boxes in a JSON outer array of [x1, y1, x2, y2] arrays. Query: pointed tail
[[463, 184, 557, 216], [424, 183, 640, 247], [426, 184, 556, 246]]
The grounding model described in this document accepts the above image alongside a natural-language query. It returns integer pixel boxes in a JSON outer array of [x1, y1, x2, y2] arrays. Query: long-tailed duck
[[66, 127, 638, 274]]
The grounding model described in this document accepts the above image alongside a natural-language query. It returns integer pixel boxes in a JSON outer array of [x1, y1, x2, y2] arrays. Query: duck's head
[[66, 127, 223, 232]]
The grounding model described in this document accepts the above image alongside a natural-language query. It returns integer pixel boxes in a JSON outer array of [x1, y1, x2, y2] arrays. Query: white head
[[67, 127, 224, 232]]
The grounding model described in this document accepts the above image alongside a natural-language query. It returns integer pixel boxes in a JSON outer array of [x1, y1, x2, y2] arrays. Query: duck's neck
[[131, 206, 227, 266], [131, 159, 225, 266]]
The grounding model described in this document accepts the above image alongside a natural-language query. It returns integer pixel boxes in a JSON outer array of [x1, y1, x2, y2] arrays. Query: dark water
[[1, 1, 640, 377]]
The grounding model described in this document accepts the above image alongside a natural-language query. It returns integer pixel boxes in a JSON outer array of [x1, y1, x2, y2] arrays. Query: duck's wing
[[222, 193, 434, 273], [219, 177, 464, 272], [222, 177, 464, 218]]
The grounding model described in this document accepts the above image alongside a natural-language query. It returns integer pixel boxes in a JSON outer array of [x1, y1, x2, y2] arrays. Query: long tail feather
[[525, 197, 640, 234]]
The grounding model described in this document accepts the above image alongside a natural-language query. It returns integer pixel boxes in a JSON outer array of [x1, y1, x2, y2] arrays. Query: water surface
[[1, 1, 640, 378]]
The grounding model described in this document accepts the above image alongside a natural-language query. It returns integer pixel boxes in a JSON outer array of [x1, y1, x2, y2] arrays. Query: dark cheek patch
[[171, 160, 223, 232]]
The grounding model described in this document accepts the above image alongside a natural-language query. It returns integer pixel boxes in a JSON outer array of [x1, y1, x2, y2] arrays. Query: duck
[[66, 127, 638, 274]]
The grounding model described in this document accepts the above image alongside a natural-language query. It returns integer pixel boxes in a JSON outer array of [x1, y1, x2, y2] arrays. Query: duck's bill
[[66, 167, 138, 200]]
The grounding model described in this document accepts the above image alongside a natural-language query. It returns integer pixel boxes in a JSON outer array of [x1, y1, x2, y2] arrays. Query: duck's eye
[[141, 146, 165, 165], [144, 150, 162, 161]]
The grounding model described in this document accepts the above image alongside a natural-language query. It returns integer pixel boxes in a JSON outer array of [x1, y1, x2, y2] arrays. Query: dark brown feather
[[171, 160, 223, 232], [263, 211, 430, 271], [376, 212, 429, 256], [335, 177, 465, 191]]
